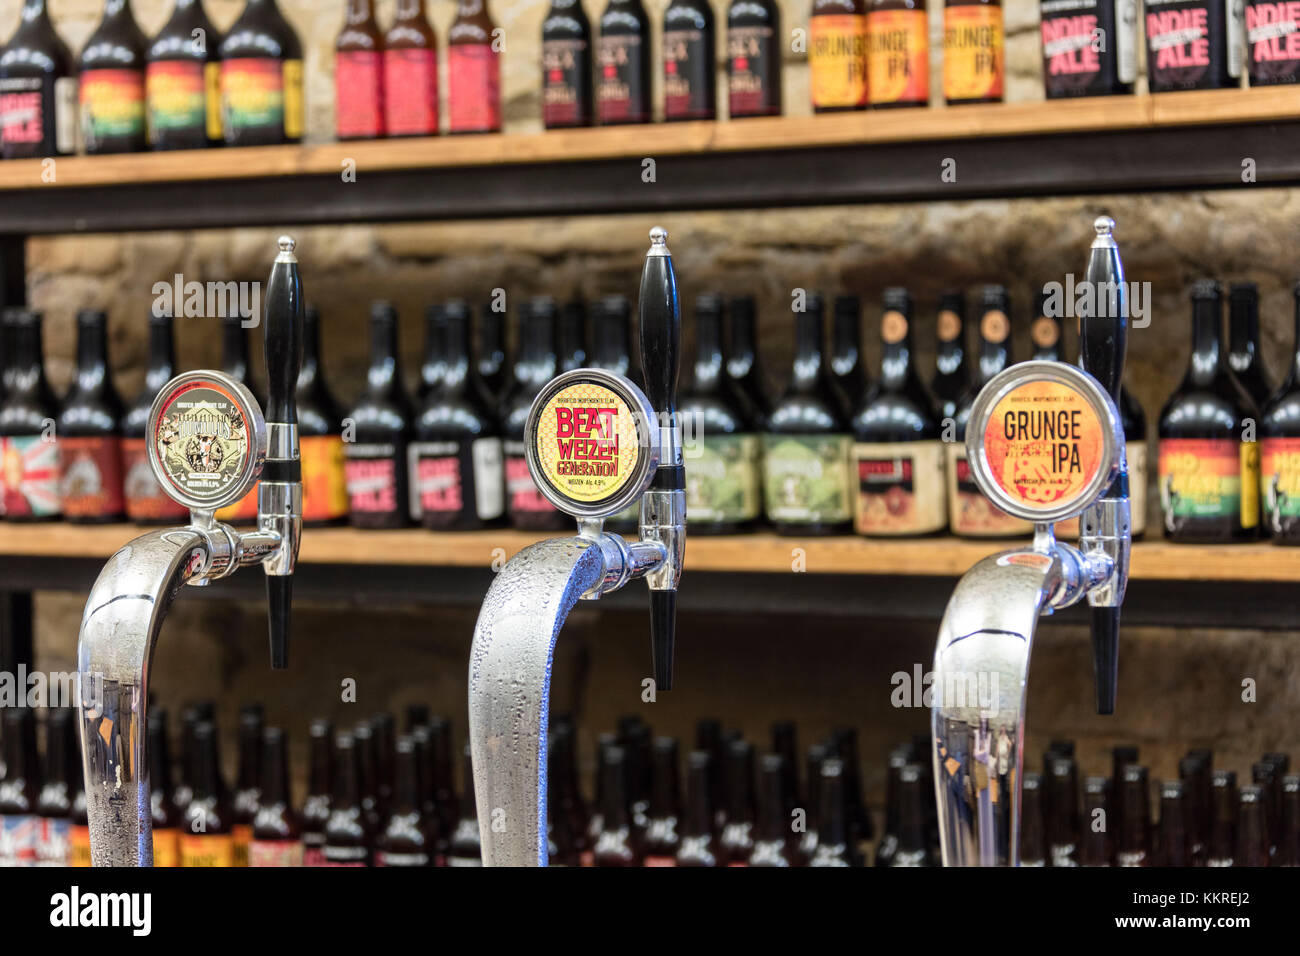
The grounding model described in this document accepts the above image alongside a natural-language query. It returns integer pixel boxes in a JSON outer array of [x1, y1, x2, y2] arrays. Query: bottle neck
[[937, 320, 964, 367], [334, 745, 361, 810], [818, 772, 847, 845], [683, 763, 712, 838], [832, 311, 861, 370], [729, 312, 757, 376], [262, 739, 290, 806], [145, 320, 177, 393], [345, 0, 376, 25], [1229, 296, 1260, 369], [592, 309, 631, 375], [394, 0, 426, 20], [1189, 298, 1223, 385], [601, 761, 630, 828], [650, 755, 678, 817], [21, 0, 49, 24], [790, 311, 824, 393], [192, 736, 221, 802], [222, 322, 251, 383], [74, 321, 110, 394], [1292, 292, 1300, 382], [393, 748, 419, 814], [3, 717, 34, 783], [693, 309, 725, 393], [443, 312, 471, 393], [977, 335, 1009, 385], [518, 314, 557, 387], [368, 319, 401, 391], [9, 321, 45, 392], [308, 733, 331, 798], [298, 316, 322, 391], [896, 776, 926, 852], [758, 769, 785, 841], [880, 322, 914, 391], [237, 727, 260, 790]]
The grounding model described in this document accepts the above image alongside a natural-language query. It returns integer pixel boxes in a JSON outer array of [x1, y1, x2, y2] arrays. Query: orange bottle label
[[943, 4, 1004, 101], [152, 827, 180, 867], [301, 435, 348, 521], [69, 825, 92, 867], [179, 833, 236, 867], [868, 9, 930, 105], [810, 14, 870, 107], [232, 824, 252, 866]]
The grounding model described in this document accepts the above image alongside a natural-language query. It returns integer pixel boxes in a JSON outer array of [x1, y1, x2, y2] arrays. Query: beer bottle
[[323, 732, 371, 866], [873, 745, 906, 866], [335, 0, 385, 141], [546, 719, 586, 866], [1110, 743, 1137, 856], [851, 288, 946, 537], [1041, 0, 1138, 98], [892, 762, 935, 866], [147, 709, 181, 867], [1159, 280, 1260, 542], [345, 302, 415, 529], [0, 0, 75, 159], [68, 777, 91, 867], [593, 745, 641, 866], [371, 712, 396, 816], [411, 301, 505, 530], [295, 307, 348, 526], [949, 286, 1033, 537], [676, 751, 717, 866], [1180, 750, 1212, 866], [476, 302, 507, 407], [78, 0, 148, 154], [620, 720, 653, 836], [727, 295, 771, 426], [218, 0, 304, 146], [596, 0, 651, 125], [770, 721, 800, 816], [1281, 774, 1300, 867], [410, 726, 441, 860], [830, 295, 867, 417], [1145, 0, 1240, 91], [643, 737, 681, 865], [588, 295, 640, 533], [663, 0, 716, 121], [542, 0, 594, 129], [796, 744, 823, 863], [1248, 0, 1300, 85], [808, 757, 852, 866], [748, 754, 793, 866], [447, 744, 482, 866], [1079, 776, 1112, 867], [428, 717, 459, 856], [447, 0, 501, 134], [375, 735, 432, 866], [1262, 283, 1300, 541], [231, 705, 263, 866], [694, 719, 727, 833], [122, 310, 189, 524], [36, 708, 76, 866], [145, 0, 220, 150], [354, 721, 382, 832], [586, 733, 615, 860], [726, 0, 782, 118], [0, 310, 60, 521], [719, 739, 755, 865], [58, 310, 125, 523], [1228, 283, 1274, 410], [829, 726, 870, 856], [1207, 769, 1237, 866], [1236, 784, 1270, 867], [1121, 386, 1148, 538], [503, 297, 567, 531], [1158, 780, 1191, 867], [1015, 770, 1047, 866], [417, 304, 446, 403], [558, 299, 588, 372], [300, 718, 332, 866], [0, 707, 38, 865], [681, 295, 762, 534], [1252, 760, 1281, 860], [173, 701, 214, 815], [930, 292, 969, 423], [180, 722, 236, 866], [763, 294, 854, 534], [249, 727, 302, 866], [215, 314, 262, 524], [383, 0, 438, 137], [943, 0, 1004, 104], [868, 0, 928, 108], [1046, 754, 1080, 866], [810, 0, 869, 112]]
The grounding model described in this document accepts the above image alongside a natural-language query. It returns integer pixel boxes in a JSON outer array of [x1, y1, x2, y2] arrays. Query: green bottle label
[[762, 434, 853, 524], [686, 434, 762, 523]]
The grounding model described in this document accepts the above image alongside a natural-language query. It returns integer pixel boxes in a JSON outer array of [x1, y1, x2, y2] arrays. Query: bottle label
[[1259, 436, 1300, 533], [542, 38, 590, 127], [69, 824, 92, 867], [345, 443, 404, 516], [761, 434, 853, 524], [663, 28, 713, 119], [1158, 437, 1257, 527], [152, 827, 180, 867], [852, 440, 947, 535], [322, 845, 368, 865], [1129, 439, 1147, 536], [302, 842, 327, 867], [221, 58, 285, 137], [810, 14, 870, 108], [1, 435, 61, 517], [1247, 0, 1300, 83], [685, 434, 762, 523], [947, 444, 1034, 536], [336, 50, 384, 138], [504, 440, 562, 519], [301, 434, 349, 522], [59, 436, 125, 519], [1041, 0, 1111, 96], [284, 60, 304, 139], [1145, 0, 1228, 90], [0, 814, 38, 865], [232, 823, 252, 866], [375, 849, 430, 866], [146, 60, 207, 140], [121, 437, 191, 522], [79, 68, 146, 147], [248, 838, 305, 866], [448, 44, 501, 132], [643, 854, 678, 866], [179, 833, 236, 866], [943, 4, 1005, 100], [597, 34, 647, 123], [384, 48, 438, 135], [868, 9, 929, 105], [728, 25, 779, 116], [0, 74, 73, 157], [36, 818, 70, 866], [446, 854, 483, 866], [408, 437, 504, 525]]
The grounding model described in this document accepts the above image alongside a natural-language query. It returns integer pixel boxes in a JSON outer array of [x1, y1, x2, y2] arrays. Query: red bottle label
[[1, 435, 60, 517], [374, 850, 431, 866], [1248, 0, 1300, 82], [542, 38, 591, 127], [59, 436, 124, 518], [505, 452, 559, 517], [345, 444, 402, 515], [597, 34, 648, 123], [448, 44, 501, 132], [729, 25, 779, 116], [248, 838, 305, 866], [384, 48, 438, 135], [302, 844, 327, 867], [0, 81, 42, 145], [663, 29, 713, 119], [1145, 0, 1228, 90], [121, 437, 190, 522], [336, 50, 384, 138]]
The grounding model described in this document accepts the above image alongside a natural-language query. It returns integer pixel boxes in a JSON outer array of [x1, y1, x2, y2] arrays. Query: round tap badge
[[526, 369, 659, 518], [147, 371, 266, 511]]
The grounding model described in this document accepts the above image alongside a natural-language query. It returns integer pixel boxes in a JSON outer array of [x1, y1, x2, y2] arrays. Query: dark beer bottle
[[231, 705, 263, 866], [771, 721, 800, 814], [1236, 784, 1270, 867], [476, 302, 507, 407], [1041, 0, 1137, 98], [345, 302, 415, 529], [586, 734, 614, 863], [36, 708, 76, 866], [300, 718, 332, 866], [1111, 744, 1137, 860], [323, 732, 371, 866], [589, 295, 641, 533], [887, 761, 930, 866], [218, 0, 303, 146], [542, 0, 594, 128], [503, 297, 567, 531], [808, 757, 852, 866], [676, 751, 718, 866], [593, 745, 641, 866], [296, 307, 348, 526], [58, 310, 125, 523], [1248, 0, 1300, 85], [250, 727, 303, 866], [1145, 0, 1238, 92], [1180, 750, 1212, 866], [428, 718, 459, 857], [411, 300, 504, 530], [335, 0, 385, 141], [180, 722, 236, 866], [727, 0, 782, 117], [557, 299, 587, 372], [681, 294, 763, 534], [763, 294, 854, 534], [943, 0, 1004, 104], [694, 720, 727, 833], [145, 0, 220, 150], [830, 295, 867, 417], [1018, 771, 1048, 867], [0, 707, 38, 865], [447, 745, 482, 866], [122, 310, 189, 524], [718, 739, 756, 865], [417, 303, 447, 402], [829, 726, 871, 857], [354, 721, 383, 832], [371, 713, 397, 816], [868, 0, 929, 108], [375, 735, 433, 866], [930, 291, 969, 422], [215, 314, 261, 525], [0, 310, 60, 521], [1228, 283, 1273, 410], [663, 0, 716, 121], [1046, 754, 1080, 866], [1262, 282, 1300, 541], [0, 0, 75, 159], [78, 0, 147, 154], [1207, 769, 1237, 867], [810, 0, 869, 111], [1159, 280, 1260, 542], [620, 720, 653, 836], [1281, 774, 1300, 867], [643, 737, 681, 865], [173, 700, 215, 816], [1079, 776, 1112, 866], [872, 745, 906, 866], [447, 0, 501, 134], [383, 0, 438, 137], [850, 288, 946, 537], [1121, 386, 1148, 538], [1158, 780, 1191, 867], [147, 709, 181, 867], [748, 754, 793, 866], [1252, 760, 1281, 860], [596, 0, 651, 125], [546, 719, 587, 866], [727, 295, 771, 426]]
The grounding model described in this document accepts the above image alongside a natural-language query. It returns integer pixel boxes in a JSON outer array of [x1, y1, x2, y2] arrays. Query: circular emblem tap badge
[[533, 379, 644, 510], [152, 379, 254, 507]]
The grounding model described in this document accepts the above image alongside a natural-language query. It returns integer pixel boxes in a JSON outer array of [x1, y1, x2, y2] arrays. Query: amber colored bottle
[[1280, 774, 1300, 867], [148, 709, 181, 867], [300, 719, 332, 866], [121, 311, 189, 524], [180, 722, 236, 866], [1046, 755, 1080, 866], [335, 0, 385, 140], [543, 0, 594, 128], [1017, 771, 1048, 866], [867, 0, 928, 108], [1262, 283, 1300, 542], [323, 732, 372, 866], [448, 0, 501, 133], [597, 0, 651, 124], [146, 0, 220, 150], [1180, 750, 1212, 866], [810, 0, 870, 111], [1207, 769, 1238, 866], [1158, 780, 1191, 867], [0, 310, 61, 521], [663, 0, 716, 121], [1236, 785, 1271, 867], [218, 0, 303, 146], [383, 0, 438, 136], [727, 0, 782, 117], [78, 0, 148, 154], [943, 0, 1004, 104], [0, 0, 76, 158], [58, 310, 125, 523], [230, 706, 263, 866], [375, 736, 434, 866], [248, 727, 302, 866]]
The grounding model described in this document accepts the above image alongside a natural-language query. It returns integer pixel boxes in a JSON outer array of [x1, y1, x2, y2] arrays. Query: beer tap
[[468, 227, 685, 866], [930, 217, 1131, 867], [76, 237, 304, 866]]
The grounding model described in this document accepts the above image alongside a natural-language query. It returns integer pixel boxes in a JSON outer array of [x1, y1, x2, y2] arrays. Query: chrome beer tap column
[[76, 237, 305, 866], [930, 217, 1132, 867], [469, 227, 685, 866]]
